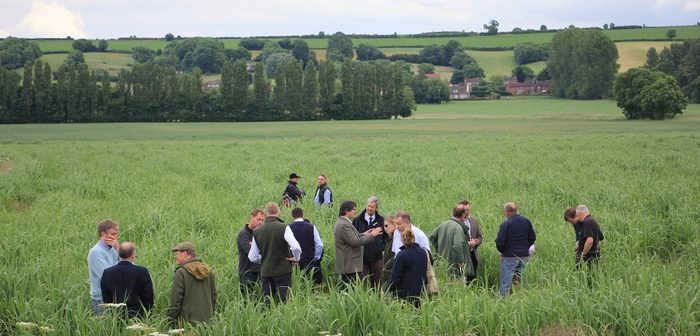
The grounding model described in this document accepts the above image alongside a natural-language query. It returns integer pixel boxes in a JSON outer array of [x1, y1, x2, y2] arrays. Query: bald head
[[118, 241, 136, 260]]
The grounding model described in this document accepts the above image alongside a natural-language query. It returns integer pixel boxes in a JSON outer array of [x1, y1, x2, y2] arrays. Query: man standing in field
[[289, 207, 324, 284], [87, 218, 120, 314], [248, 202, 302, 304], [575, 205, 602, 267], [282, 173, 305, 206], [352, 196, 385, 287], [168, 242, 217, 326], [429, 206, 473, 280], [495, 202, 536, 297], [100, 242, 154, 318], [237, 208, 265, 296], [314, 174, 333, 206], [334, 200, 383, 284], [458, 199, 483, 284], [391, 211, 430, 254]]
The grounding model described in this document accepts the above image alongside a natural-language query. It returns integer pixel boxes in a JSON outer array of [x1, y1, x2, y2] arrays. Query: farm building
[[449, 78, 483, 99], [504, 78, 551, 95]]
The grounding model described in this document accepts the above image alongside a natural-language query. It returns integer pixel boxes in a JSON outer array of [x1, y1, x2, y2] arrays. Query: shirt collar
[[98, 240, 112, 250]]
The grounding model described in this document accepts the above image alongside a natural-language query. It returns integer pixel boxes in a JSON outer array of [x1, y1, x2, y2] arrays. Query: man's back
[[100, 260, 154, 317], [495, 214, 536, 257], [254, 217, 293, 277], [289, 220, 315, 262], [168, 258, 217, 325]]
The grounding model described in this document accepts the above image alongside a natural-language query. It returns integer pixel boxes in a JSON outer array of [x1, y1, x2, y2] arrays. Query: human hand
[[285, 257, 298, 266], [468, 239, 478, 247]]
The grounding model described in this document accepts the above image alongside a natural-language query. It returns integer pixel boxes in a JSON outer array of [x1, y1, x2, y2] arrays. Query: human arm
[[322, 189, 332, 205], [337, 222, 376, 248], [167, 270, 185, 325], [210, 272, 217, 311], [100, 271, 113, 303], [313, 226, 324, 260], [284, 226, 302, 261], [495, 222, 507, 253], [248, 238, 262, 264], [428, 228, 439, 252], [452, 226, 467, 264], [581, 237, 593, 257], [142, 269, 154, 311], [470, 218, 483, 247]]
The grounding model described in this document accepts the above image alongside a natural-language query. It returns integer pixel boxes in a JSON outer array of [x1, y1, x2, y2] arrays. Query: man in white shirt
[[391, 211, 430, 254]]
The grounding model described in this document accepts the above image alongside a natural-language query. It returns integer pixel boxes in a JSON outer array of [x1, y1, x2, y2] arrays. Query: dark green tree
[[540, 25, 548, 31], [651, 39, 700, 102], [0, 37, 42, 70], [318, 60, 337, 118], [224, 47, 251, 61], [449, 52, 476, 70], [277, 39, 294, 50], [548, 28, 619, 99], [462, 63, 485, 78], [302, 61, 319, 119], [132, 46, 156, 63], [340, 59, 356, 118], [666, 29, 677, 40], [249, 62, 270, 120], [0, 67, 21, 122], [645, 47, 659, 68], [97, 40, 109, 52], [483, 19, 499, 34], [355, 44, 385, 61], [165, 33, 175, 41], [512, 65, 535, 82], [291, 39, 311, 65], [614, 67, 687, 120], [240, 38, 265, 50], [327, 32, 354, 62]]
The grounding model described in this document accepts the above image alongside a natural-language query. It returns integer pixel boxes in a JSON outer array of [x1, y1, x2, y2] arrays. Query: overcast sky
[[1, 0, 699, 39]]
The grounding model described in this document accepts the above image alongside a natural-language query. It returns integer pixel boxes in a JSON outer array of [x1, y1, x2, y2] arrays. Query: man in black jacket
[[282, 173, 305, 206], [352, 196, 385, 287], [100, 242, 154, 317], [495, 202, 536, 297], [237, 208, 265, 296]]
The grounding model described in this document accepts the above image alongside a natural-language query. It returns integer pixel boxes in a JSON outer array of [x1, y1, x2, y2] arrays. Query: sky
[[1, 0, 699, 39]]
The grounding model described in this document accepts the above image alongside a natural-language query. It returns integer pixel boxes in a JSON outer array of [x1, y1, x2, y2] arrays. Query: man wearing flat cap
[[282, 173, 305, 207], [167, 242, 217, 326]]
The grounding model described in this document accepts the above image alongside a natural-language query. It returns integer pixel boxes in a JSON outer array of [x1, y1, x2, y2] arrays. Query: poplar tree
[[302, 61, 319, 120], [250, 62, 269, 121], [318, 61, 336, 119]]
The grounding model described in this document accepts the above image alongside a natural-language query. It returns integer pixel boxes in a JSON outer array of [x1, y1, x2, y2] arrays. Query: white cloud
[[685, 0, 700, 10], [4, 1, 87, 38]]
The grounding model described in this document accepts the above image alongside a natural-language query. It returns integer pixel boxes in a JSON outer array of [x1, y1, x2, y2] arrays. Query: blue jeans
[[91, 298, 105, 315], [499, 257, 529, 297]]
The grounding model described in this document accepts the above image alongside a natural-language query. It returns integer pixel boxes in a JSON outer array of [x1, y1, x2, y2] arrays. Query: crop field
[[1, 97, 699, 335], [616, 41, 674, 72], [31, 25, 700, 53]]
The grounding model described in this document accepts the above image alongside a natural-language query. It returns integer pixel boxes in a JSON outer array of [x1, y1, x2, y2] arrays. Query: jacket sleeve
[[429, 227, 439, 251], [210, 272, 217, 311], [495, 222, 507, 253], [388, 252, 406, 292], [142, 268, 154, 311], [338, 222, 373, 247], [451, 226, 467, 264], [528, 220, 536, 246], [167, 269, 185, 324], [100, 270, 112, 303], [472, 218, 483, 245]]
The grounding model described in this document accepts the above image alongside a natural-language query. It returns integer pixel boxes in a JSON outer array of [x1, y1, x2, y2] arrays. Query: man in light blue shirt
[[314, 174, 333, 206], [87, 219, 120, 314]]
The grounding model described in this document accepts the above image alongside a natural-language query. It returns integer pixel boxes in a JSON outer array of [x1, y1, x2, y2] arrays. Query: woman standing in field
[[381, 216, 397, 284], [389, 229, 428, 308]]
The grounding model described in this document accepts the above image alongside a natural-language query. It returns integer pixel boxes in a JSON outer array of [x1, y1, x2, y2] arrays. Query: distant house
[[504, 78, 550, 95], [202, 80, 221, 92], [449, 78, 483, 99]]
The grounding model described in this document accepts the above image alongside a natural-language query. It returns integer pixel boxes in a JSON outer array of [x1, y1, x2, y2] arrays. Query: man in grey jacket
[[334, 200, 382, 285]]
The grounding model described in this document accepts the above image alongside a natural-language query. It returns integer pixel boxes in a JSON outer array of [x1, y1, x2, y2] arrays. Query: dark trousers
[[261, 273, 292, 304], [362, 259, 383, 287], [298, 259, 323, 284], [466, 250, 479, 283], [239, 272, 259, 297], [340, 272, 360, 287]]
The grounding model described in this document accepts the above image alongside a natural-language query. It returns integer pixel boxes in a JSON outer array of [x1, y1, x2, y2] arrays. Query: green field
[[38, 52, 134, 77], [1, 97, 699, 335], [32, 25, 700, 53]]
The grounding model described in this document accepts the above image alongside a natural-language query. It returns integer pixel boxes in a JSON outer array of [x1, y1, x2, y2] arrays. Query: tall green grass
[[1, 98, 699, 335]]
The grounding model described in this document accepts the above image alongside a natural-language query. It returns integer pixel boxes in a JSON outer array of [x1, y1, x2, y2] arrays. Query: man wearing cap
[[168, 242, 217, 326], [248, 202, 302, 304], [87, 218, 120, 314], [100, 241, 154, 318], [282, 173, 305, 206]]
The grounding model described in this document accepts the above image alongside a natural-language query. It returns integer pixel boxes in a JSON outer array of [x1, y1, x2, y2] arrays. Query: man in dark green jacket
[[168, 242, 217, 327], [429, 206, 473, 280]]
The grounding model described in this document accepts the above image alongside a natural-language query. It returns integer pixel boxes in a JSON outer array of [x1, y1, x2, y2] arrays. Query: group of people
[[88, 179, 604, 326], [88, 219, 216, 326]]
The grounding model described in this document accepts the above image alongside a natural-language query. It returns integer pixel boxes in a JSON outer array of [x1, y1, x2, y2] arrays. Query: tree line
[[0, 56, 415, 124]]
